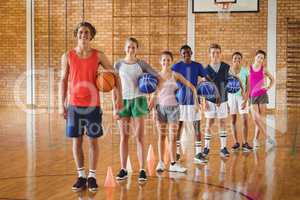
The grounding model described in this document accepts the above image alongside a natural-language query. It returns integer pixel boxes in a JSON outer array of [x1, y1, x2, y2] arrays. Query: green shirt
[[236, 66, 249, 96]]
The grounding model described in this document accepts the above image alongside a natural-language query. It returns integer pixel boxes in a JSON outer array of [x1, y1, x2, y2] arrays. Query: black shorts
[[250, 93, 269, 105], [66, 105, 103, 138]]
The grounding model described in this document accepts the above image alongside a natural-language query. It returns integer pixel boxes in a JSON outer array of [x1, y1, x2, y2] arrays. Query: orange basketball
[[96, 71, 116, 92]]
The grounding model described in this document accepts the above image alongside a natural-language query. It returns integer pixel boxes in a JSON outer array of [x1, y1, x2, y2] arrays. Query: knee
[[135, 134, 144, 144], [89, 139, 98, 148], [120, 134, 129, 143]]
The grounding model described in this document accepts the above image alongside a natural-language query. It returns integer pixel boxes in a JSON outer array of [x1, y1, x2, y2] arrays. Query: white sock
[[88, 169, 96, 179], [77, 167, 86, 178], [204, 133, 211, 149], [195, 141, 202, 154], [176, 140, 181, 154], [220, 131, 227, 149]]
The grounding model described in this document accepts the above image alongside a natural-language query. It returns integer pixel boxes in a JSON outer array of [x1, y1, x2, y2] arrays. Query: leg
[[241, 114, 248, 144], [119, 117, 131, 169], [231, 114, 238, 144], [133, 117, 145, 170], [156, 121, 167, 162], [88, 137, 99, 174], [251, 104, 266, 140], [193, 120, 202, 154], [219, 118, 228, 150], [204, 118, 215, 150], [176, 121, 183, 157], [73, 136, 84, 171], [169, 123, 178, 163]]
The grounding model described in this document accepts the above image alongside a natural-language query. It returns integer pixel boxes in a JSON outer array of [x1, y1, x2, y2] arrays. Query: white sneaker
[[253, 139, 260, 149], [169, 163, 187, 173], [266, 137, 276, 146], [156, 161, 165, 172]]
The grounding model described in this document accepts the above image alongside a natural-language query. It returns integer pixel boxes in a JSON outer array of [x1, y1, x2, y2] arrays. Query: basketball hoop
[[215, 1, 235, 20]]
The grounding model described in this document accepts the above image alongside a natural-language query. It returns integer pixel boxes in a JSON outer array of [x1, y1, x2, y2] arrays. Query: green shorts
[[118, 96, 149, 118]]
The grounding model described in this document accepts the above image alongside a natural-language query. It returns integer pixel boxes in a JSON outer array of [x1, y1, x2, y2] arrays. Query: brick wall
[[0, 0, 299, 113]]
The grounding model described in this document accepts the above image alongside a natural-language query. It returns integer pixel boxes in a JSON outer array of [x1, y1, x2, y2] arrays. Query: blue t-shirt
[[172, 61, 206, 105]]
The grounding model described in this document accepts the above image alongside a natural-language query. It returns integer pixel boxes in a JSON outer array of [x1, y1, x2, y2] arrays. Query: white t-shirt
[[114, 59, 158, 100]]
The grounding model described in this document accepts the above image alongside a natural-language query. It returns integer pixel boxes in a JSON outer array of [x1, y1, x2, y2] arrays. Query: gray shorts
[[156, 104, 180, 123], [250, 93, 269, 104]]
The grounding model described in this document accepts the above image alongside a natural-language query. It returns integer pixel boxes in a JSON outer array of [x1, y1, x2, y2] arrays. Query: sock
[[195, 141, 202, 154], [176, 140, 181, 154], [171, 161, 176, 166], [77, 167, 86, 178], [204, 133, 211, 149], [88, 169, 96, 179], [220, 131, 227, 149]]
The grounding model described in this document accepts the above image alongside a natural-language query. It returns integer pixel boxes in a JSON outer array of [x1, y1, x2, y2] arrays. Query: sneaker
[[242, 143, 253, 152], [156, 161, 165, 172], [220, 147, 230, 157], [176, 153, 181, 161], [266, 137, 276, 147], [71, 177, 87, 192], [138, 169, 147, 182], [87, 177, 98, 192], [169, 162, 187, 173], [231, 143, 240, 152], [116, 169, 128, 181], [253, 139, 260, 149], [194, 152, 208, 164], [203, 148, 210, 157]]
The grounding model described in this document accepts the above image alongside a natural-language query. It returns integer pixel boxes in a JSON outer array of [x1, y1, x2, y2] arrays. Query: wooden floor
[[0, 107, 299, 200]]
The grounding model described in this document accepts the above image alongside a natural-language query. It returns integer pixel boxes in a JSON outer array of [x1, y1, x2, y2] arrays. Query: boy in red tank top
[[59, 22, 122, 192]]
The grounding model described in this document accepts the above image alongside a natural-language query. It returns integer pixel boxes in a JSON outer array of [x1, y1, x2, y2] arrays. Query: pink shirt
[[249, 64, 267, 97], [157, 73, 178, 106]]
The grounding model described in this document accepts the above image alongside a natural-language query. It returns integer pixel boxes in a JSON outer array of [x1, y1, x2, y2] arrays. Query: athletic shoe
[[176, 153, 181, 161], [266, 137, 276, 147], [203, 148, 210, 157], [87, 177, 98, 192], [116, 169, 128, 181], [138, 169, 147, 182], [156, 161, 165, 172], [231, 142, 240, 152], [253, 139, 260, 149], [220, 147, 230, 157], [169, 163, 187, 173], [71, 177, 87, 192], [242, 143, 253, 152], [194, 152, 208, 164]]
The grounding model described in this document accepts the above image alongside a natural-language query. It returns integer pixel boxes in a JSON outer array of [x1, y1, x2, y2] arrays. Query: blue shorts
[[66, 105, 103, 138]]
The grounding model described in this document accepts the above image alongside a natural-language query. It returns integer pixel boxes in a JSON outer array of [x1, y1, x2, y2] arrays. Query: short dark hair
[[209, 43, 221, 52], [73, 21, 96, 40], [232, 51, 243, 59], [180, 44, 192, 52], [125, 37, 139, 48], [161, 51, 174, 61], [256, 50, 266, 57]]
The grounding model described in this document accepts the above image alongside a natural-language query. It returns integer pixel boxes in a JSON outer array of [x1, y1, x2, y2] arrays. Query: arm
[[264, 67, 275, 90], [59, 53, 69, 119], [138, 59, 163, 84], [98, 52, 123, 116]]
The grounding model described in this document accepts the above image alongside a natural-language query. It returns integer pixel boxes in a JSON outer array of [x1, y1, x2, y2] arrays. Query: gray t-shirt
[[114, 59, 158, 99]]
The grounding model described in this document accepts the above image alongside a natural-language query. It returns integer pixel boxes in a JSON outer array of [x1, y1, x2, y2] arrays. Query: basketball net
[[216, 2, 232, 20]]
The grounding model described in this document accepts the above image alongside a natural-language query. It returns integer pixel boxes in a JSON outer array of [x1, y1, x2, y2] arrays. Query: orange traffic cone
[[164, 137, 170, 165], [104, 166, 116, 188]]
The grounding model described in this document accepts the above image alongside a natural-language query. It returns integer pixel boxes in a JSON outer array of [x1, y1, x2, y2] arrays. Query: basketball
[[138, 73, 158, 94], [226, 76, 241, 93], [197, 81, 217, 102], [175, 88, 194, 104], [96, 71, 116, 92]]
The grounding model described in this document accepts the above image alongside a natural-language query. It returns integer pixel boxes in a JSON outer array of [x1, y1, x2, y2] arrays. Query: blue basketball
[[197, 81, 217, 102], [175, 88, 194, 104], [138, 73, 158, 94], [226, 76, 241, 93]]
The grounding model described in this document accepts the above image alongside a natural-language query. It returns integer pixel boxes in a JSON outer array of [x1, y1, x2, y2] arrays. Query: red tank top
[[68, 49, 100, 106]]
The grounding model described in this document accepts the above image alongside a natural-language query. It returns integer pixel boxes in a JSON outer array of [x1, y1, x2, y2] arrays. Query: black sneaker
[[194, 152, 208, 164], [176, 153, 181, 161], [116, 169, 128, 181], [231, 143, 240, 152], [242, 143, 253, 152], [138, 169, 147, 182], [72, 177, 87, 192], [220, 147, 230, 157], [203, 148, 210, 157], [87, 177, 98, 192]]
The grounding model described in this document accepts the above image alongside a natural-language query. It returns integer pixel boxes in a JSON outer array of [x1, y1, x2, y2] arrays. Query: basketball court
[[0, 0, 299, 199]]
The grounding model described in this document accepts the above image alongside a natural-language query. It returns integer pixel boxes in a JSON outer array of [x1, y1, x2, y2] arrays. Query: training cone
[[104, 166, 116, 188], [146, 144, 156, 164], [164, 137, 170, 165], [126, 155, 133, 173]]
